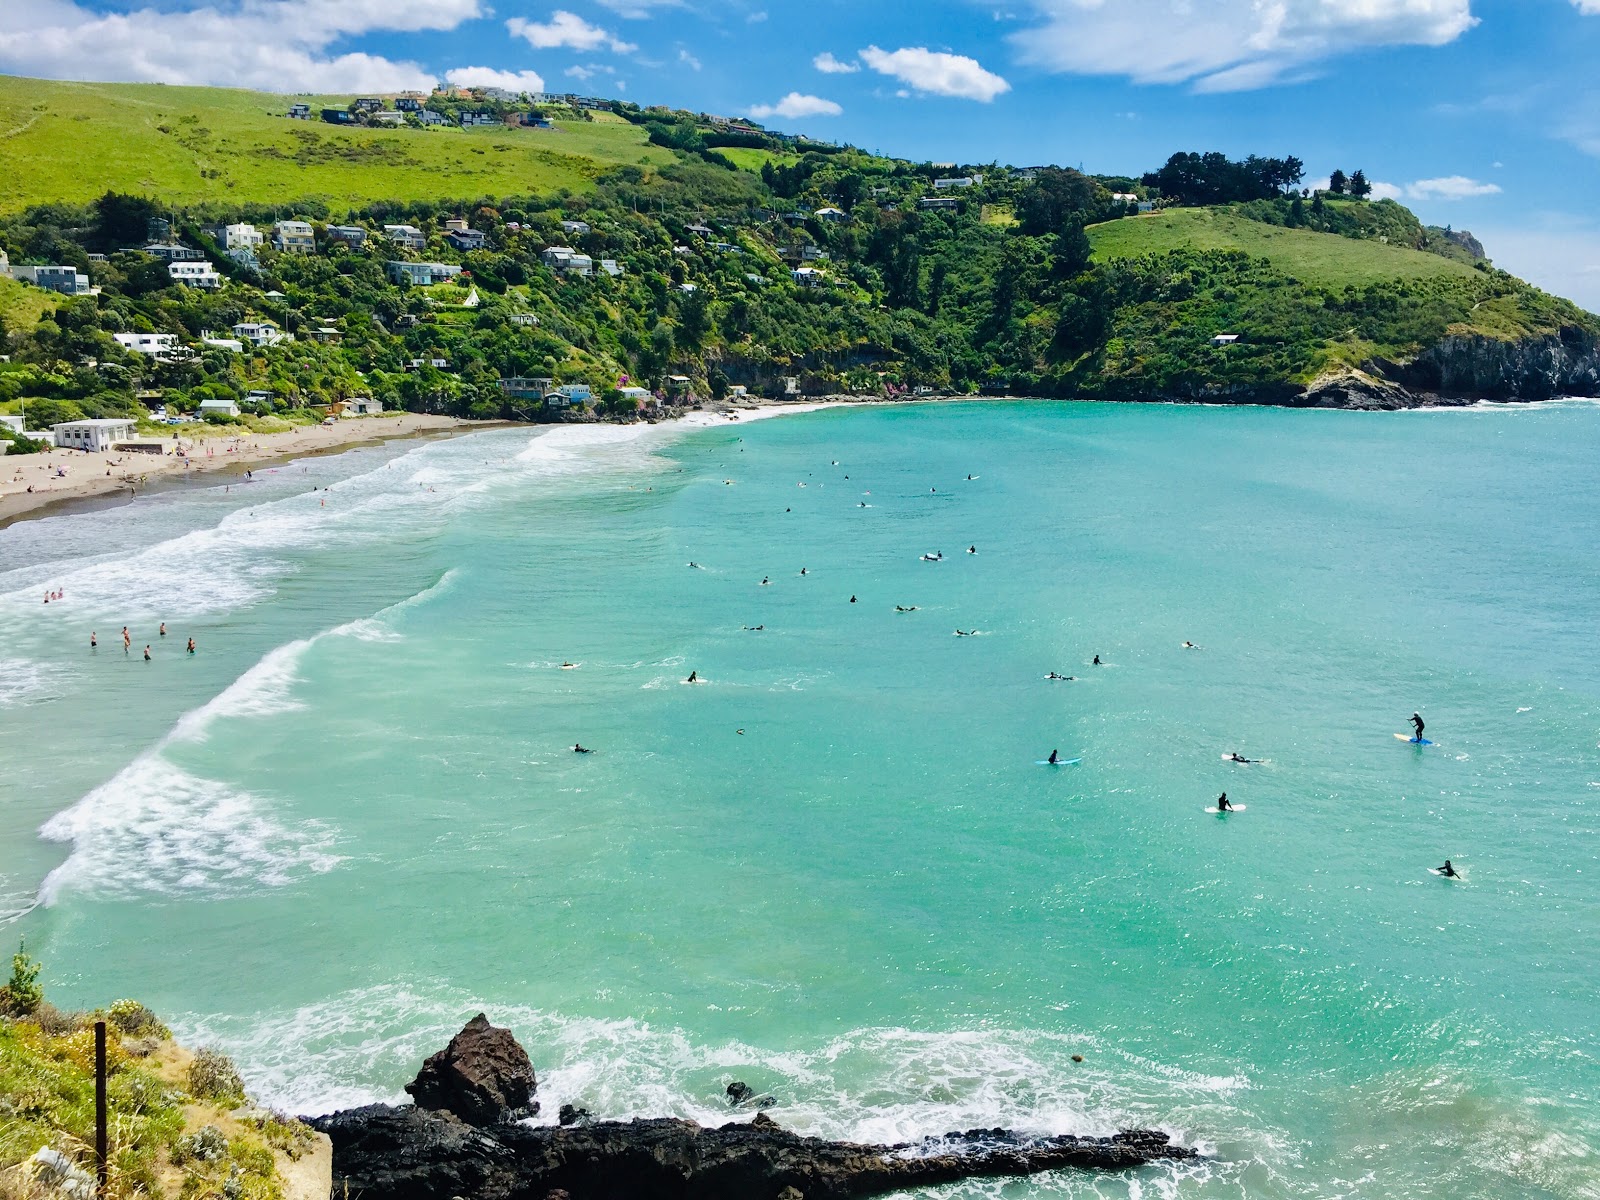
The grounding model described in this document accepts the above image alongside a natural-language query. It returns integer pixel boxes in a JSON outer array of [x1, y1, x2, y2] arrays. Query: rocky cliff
[[307, 1015, 1199, 1200]]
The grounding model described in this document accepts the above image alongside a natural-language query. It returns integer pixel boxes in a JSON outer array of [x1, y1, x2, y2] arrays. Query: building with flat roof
[[53, 418, 137, 452]]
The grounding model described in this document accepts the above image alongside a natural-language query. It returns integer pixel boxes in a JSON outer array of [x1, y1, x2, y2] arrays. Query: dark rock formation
[[727, 1081, 777, 1110], [404, 1014, 538, 1126], [309, 1104, 1199, 1200], [557, 1105, 590, 1128]]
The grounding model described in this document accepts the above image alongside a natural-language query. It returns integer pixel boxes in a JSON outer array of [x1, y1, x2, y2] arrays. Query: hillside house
[[541, 247, 592, 275], [547, 383, 593, 407], [168, 260, 223, 289], [141, 243, 205, 262], [498, 376, 554, 400], [53, 419, 136, 452], [791, 267, 825, 287], [419, 110, 448, 126], [354, 98, 383, 112], [113, 332, 180, 357], [201, 333, 244, 352], [273, 221, 316, 254], [341, 396, 383, 416], [206, 223, 263, 251], [10, 265, 92, 294], [459, 110, 497, 126], [310, 327, 341, 344], [572, 97, 611, 111], [396, 97, 422, 113], [198, 398, 241, 418], [383, 224, 428, 252], [685, 223, 714, 237], [510, 313, 539, 326], [814, 207, 848, 223], [288, 103, 310, 119], [232, 321, 290, 347], [321, 108, 355, 124], [918, 197, 960, 212], [386, 261, 463, 286], [599, 259, 624, 276], [1211, 333, 1241, 346], [445, 229, 487, 251], [370, 111, 404, 126], [560, 220, 592, 236], [934, 175, 983, 189], [326, 225, 367, 248]]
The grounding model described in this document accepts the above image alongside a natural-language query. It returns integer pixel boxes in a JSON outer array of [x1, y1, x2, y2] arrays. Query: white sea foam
[[0, 657, 63, 707], [172, 984, 1245, 1160], [33, 573, 458, 905]]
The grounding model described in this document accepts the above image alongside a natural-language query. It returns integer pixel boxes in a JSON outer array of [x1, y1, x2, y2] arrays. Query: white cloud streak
[[1405, 175, 1503, 200], [813, 51, 860, 74], [506, 11, 637, 53], [1012, 0, 1476, 92], [445, 66, 547, 93], [0, 0, 480, 91], [747, 92, 842, 120], [858, 45, 1010, 101]]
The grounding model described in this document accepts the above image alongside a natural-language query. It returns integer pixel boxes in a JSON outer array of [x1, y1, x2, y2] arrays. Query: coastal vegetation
[[0, 944, 318, 1200], [0, 78, 1595, 437]]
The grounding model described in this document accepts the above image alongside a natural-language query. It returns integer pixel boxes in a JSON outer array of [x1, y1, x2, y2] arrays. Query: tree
[[1328, 169, 1348, 196], [92, 191, 161, 252], [1053, 222, 1093, 278], [1016, 168, 1097, 236], [0, 939, 43, 1016], [1348, 170, 1372, 199]]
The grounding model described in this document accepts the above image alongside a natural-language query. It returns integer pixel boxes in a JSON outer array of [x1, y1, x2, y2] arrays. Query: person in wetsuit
[[1410, 712, 1426, 743]]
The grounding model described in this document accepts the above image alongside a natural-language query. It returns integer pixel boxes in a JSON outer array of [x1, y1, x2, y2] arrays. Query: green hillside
[[0, 77, 673, 213], [1088, 208, 1479, 288]]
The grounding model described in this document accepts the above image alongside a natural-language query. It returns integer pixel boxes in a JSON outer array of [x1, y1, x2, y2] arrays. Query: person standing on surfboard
[[1410, 712, 1426, 743]]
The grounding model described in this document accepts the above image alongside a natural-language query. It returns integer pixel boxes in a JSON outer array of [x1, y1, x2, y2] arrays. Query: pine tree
[[1328, 169, 1348, 196], [1349, 170, 1372, 199]]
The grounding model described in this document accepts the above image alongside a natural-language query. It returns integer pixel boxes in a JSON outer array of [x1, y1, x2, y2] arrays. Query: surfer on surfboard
[[1436, 859, 1459, 878], [1047, 749, 1061, 765], [1226, 752, 1255, 764], [1410, 712, 1426, 743], [1216, 792, 1233, 811]]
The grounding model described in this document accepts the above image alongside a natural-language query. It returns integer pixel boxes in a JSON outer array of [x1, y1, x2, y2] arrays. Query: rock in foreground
[[404, 1012, 538, 1125], [310, 1104, 1198, 1200]]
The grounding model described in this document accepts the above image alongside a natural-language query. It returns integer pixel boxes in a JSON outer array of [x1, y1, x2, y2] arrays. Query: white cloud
[[594, 0, 681, 15], [747, 92, 843, 120], [445, 66, 547, 93], [0, 0, 478, 91], [1012, 0, 1476, 92], [1468, 224, 1600, 311], [1369, 181, 1406, 202], [858, 45, 1010, 101], [813, 51, 860, 74], [1575, 0, 1600, 13], [1405, 175, 1503, 200], [507, 11, 636, 53], [565, 64, 616, 81], [679, 49, 702, 70]]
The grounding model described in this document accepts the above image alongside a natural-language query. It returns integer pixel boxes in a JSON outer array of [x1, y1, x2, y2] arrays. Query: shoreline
[[0, 414, 490, 531]]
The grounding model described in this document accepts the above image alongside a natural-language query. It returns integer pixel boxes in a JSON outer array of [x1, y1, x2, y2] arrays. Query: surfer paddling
[[1226, 752, 1255, 764], [1410, 712, 1426, 743], [1047, 749, 1061, 765], [1436, 859, 1459, 878]]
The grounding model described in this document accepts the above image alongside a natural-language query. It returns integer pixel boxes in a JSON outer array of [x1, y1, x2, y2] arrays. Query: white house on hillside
[[232, 321, 290, 347], [384, 225, 428, 252], [113, 332, 180, 357], [386, 261, 463, 286], [168, 261, 223, 290], [273, 221, 316, 254]]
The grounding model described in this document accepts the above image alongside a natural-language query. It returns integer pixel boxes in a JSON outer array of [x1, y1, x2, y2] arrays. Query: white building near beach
[[52, 418, 136, 452]]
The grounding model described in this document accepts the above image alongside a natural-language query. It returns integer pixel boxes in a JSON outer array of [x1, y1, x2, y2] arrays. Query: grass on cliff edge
[[1089, 208, 1482, 290], [0, 947, 314, 1200], [0, 76, 674, 214]]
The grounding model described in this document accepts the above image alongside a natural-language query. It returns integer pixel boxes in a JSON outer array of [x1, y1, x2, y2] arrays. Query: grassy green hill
[[0, 77, 672, 214], [1088, 208, 1480, 288]]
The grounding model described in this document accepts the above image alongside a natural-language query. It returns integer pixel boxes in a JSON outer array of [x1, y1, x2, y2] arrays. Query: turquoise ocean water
[[2, 400, 1598, 1198]]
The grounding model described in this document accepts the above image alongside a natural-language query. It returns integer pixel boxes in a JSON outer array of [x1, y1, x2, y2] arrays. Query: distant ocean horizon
[[3, 398, 1597, 1198]]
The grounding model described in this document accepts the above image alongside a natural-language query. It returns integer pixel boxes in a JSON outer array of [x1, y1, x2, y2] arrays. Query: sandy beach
[[0, 414, 483, 528]]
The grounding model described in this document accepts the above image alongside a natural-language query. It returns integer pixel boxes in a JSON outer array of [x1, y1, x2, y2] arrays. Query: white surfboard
[[1204, 805, 1247, 813]]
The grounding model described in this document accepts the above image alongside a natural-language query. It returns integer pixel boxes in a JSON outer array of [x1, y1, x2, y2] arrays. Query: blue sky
[[2, 0, 1599, 307]]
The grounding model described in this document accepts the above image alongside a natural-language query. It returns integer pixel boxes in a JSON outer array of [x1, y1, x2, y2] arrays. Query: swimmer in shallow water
[[895, 605, 919, 612], [1045, 672, 1075, 681], [1092, 654, 1102, 666], [573, 744, 591, 754]]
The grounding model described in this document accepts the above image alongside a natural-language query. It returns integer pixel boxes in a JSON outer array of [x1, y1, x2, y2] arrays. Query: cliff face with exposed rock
[[307, 1014, 1199, 1200]]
